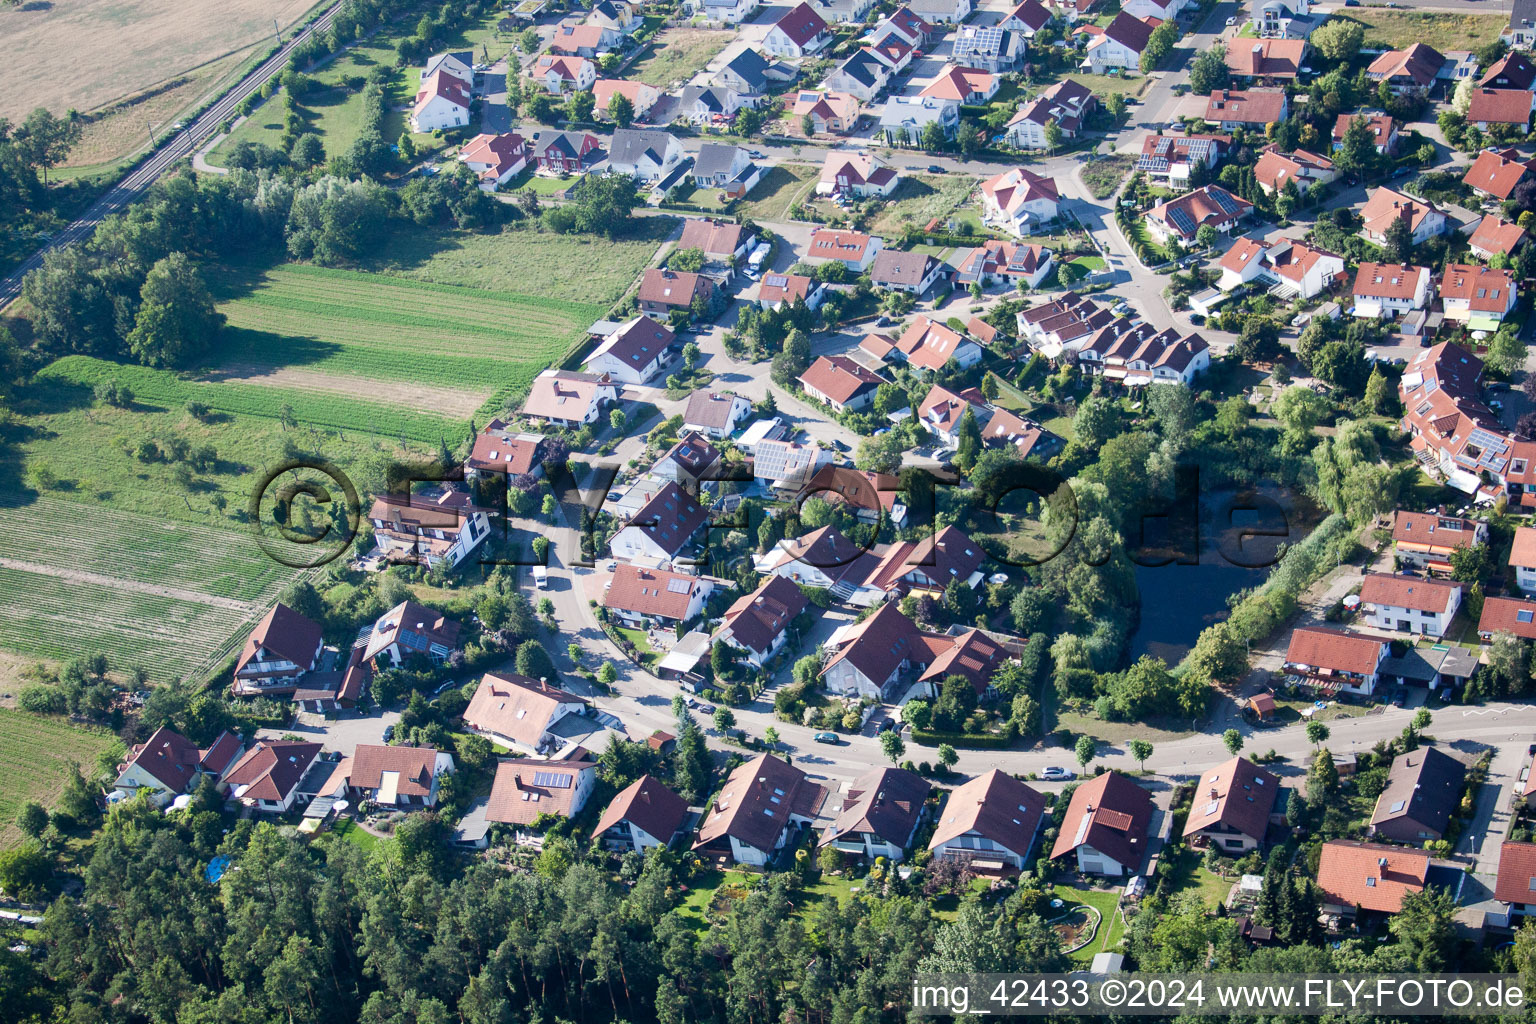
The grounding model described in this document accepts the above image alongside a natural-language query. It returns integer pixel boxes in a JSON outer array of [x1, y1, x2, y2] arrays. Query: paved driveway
[[258, 707, 401, 756]]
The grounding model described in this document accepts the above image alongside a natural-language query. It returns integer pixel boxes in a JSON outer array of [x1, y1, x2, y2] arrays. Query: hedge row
[[910, 728, 1015, 749]]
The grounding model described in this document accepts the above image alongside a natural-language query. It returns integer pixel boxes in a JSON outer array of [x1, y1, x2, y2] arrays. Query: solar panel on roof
[[532, 771, 573, 788], [1469, 428, 1509, 451], [667, 578, 692, 593], [1210, 189, 1244, 216], [1168, 208, 1197, 235]]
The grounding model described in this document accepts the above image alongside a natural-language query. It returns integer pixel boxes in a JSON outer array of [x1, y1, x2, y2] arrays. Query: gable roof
[[609, 128, 679, 168], [1482, 51, 1536, 90], [623, 481, 709, 557], [771, 1, 830, 47], [639, 267, 713, 307], [605, 563, 709, 620], [1361, 187, 1441, 237], [1100, 11, 1153, 52], [1367, 43, 1444, 87], [758, 272, 816, 306], [463, 672, 589, 748], [1370, 747, 1465, 834], [1147, 184, 1253, 239], [348, 743, 441, 798], [362, 600, 462, 662], [763, 524, 881, 585], [695, 753, 827, 853], [1464, 147, 1531, 200], [1470, 214, 1528, 257], [1182, 756, 1279, 842], [1005, 0, 1052, 30], [1254, 146, 1334, 191], [692, 145, 749, 183], [1050, 771, 1154, 868], [1468, 88, 1536, 125], [723, 47, 771, 90], [468, 429, 544, 475], [683, 390, 745, 430], [800, 353, 886, 404], [893, 315, 974, 370], [486, 759, 592, 823], [1358, 572, 1461, 614], [1352, 262, 1430, 300], [1284, 627, 1385, 675], [982, 166, 1059, 214], [809, 227, 879, 261], [415, 68, 471, 118], [1316, 839, 1427, 913], [1226, 37, 1306, 78], [122, 727, 204, 793], [1478, 595, 1536, 639], [1333, 111, 1396, 147], [594, 315, 677, 370], [826, 766, 931, 847], [1512, 525, 1536, 569], [224, 740, 322, 803], [596, 773, 690, 842], [237, 603, 323, 676], [921, 65, 996, 101], [531, 54, 593, 83], [917, 383, 988, 435], [1204, 88, 1286, 124], [930, 769, 1045, 855], [1440, 262, 1516, 313], [821, 602, 926, 686], [918, 627, 1009, 695], [801, 464, 902, 516], [1495, 840, 1536, 905], [871, 248, 942, 287], [1392, 509, 1483, 552], [718, 574, 808, 656], [523, 368, 613, 420]]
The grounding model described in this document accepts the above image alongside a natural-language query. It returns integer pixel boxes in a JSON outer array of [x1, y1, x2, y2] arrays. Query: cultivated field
[[1, 0, 319, 121], [360, 224, 669, 306], [870, 175, 977, 236], [629, 27, 733, 88], [0, 499, 299, 682], [0, 709, 118, 849], [214, 263, 599, 410]]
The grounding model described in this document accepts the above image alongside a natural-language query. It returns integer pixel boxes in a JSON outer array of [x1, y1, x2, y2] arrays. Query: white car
[[1040, 766, 1075, 781], [1111, 301, 1131, 315], [1225, 15, 1235, 25]]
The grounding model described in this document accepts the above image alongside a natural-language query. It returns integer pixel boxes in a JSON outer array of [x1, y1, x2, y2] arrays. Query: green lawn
[[1058, 887, 1124, 963], [211, 261, 601, 410], [0, 709, 118, 848], [871, 174, 978, 237], [1070, 255, 1106, 271], [1164, 848, 1236, 910], [1330, 10, 1504, 51], [330, 818, 382, 852], [736, 164, 820, 222], [355, 222, 670, 306]]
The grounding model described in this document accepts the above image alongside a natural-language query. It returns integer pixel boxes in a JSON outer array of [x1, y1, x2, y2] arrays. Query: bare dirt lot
[[207, 363, 492, 421], [0, 0, 319, 120]]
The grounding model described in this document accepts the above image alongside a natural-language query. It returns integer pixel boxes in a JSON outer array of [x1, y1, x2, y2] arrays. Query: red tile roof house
[[981, 408, 1061, 460], [367, 490, 492, 570], [652, 432, 723, 487], [750, 437, 833, 490], [463, 672, 590, 756], [763, 2, 833, 58], [593, 78, 661, 122], [1315, 839, 1428, 918], [1357, 572, 1462, 637], [411, 68, 471, 132], [918, 384, 990, 446], [1511, 525, 1536, 594], [609, 480, 710, 564], [756, 271, 827, 311], [817, 602, 993, 700], [928, 769, 1045, 871], [486, 758, 596, 827], [1368, 746, 1466, 845], [1145, 184, 1253, 246], [822, 766, 931, 862], [1470, 214, 1528, 262], [1005, 79, 1097, 149], [233, 603, 325, 697], [466, 426, 547, 480], [980, 167, 1060, 237], [806, 228, 884, 273], [595, 774, 691, 853], [1283, 626, 1389, 696], [885, 316, 984, 372], [694, 753, 828, 866], [677, 217, 752, 267], [225, 740, 324, 813], [819, 151, 900, 199], [549, 20, 616, 58], [799, 354, 887, 412], [357, 599, 462, 668], [955, 240, 1055, 290], [585, 315, 679, 385], [528, 129, 601, 173], [1049, 771, 1155, 876], [715, 573, 808, 667], [1391, 509, 1488, 574], [1204, 88, 1288, 132], [1366, 43, 1445, 95], [638, 268, 719, 321], [113, 727, 245, 805], [756, 524, 887, 604], [1134, 131, 1229, 189], [799, 464, 908, 527], [1351, 262, 1432, 319], [1494, 840, 1536, 927], [1254, 145, 1336, 196], [522, 369, 619, 428], [1439, 263, 1518, 327], [682, 391, 752, 439], [337, 743, 455, 808], [1225, 37, 1307, 80], [1477, 595, 1536, 641], [870, 249, 948, 296], [1361, 187, 1446, 246], [1084, 12, 1155, 73], [1332, 112, 1398, 156], [1182, 756, 1280, 855], [528, 54, 598, 94], [1468, 88, 1536, 132], [921, 65, 999, 105], [1463, 147, 1533, 201], [458, 133, 529, 189], [604, 563, 714, 628]]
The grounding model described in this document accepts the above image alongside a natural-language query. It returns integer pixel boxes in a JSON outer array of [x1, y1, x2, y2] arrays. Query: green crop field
[[213, 263, 601, 404], [358, 223, 672, 305], [0, 709, 118, 848]]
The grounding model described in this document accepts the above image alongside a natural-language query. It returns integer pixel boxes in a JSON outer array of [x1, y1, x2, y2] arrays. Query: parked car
[[1040, 766, 1075, 781], [382, 724, 396, 741], [813, 732, 840, 744], [927, 164, 946, 173], [1225, 15, 1235, 25], [698, 702, 717, 715]]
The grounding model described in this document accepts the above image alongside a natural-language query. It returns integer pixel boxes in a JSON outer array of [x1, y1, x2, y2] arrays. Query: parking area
[[258, 707, 401, 757]]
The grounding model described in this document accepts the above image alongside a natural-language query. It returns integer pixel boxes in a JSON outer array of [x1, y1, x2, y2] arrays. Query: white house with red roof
[[334, 744, 455, 808], [1470, 214, 1528, 261], [593, 79, 661, 121], [1218, 238, 1344, 301], [595, 774, 691, 852], [955, 240, 1055, 289], [604, 563, 714, 627], [763, 2, 832, 57], [225, 740, 324, 813], [824, 766, 931, 862], [1007, 79, 1096, 149], [1146, 184, 1254, 244], [1361, 187, 1445, 246], [1254, 144, 1336, 195], [715, 574, 808, 667], [114, 727, 245, 806], [1183, 756, 1280, 854], [466, 426, 546, 479], [999, 0, 1054, 35], [800, 354, 887, 412], [610, 481, 709, 564], [929, 769, 1046, 871], [411, 69, 471, 132], [1352, 262, 1432, 319], [234, 603, 325, 696], [870, 6, 935, 48], [1398, 341, 1532, 498], [980, 167, 1060, 236], [1283, 626, 1389, 696], [463, 673, 590, 756], [885, 316, 983, 372], [807, 228, 884, 272], [585, 316, 679, 384], [1468, 88, 1536, 131], [1439, 263, 1518, 327], [694, 753, 828, 865], [793, 90, 861, 135], [1358, 573, 1462, 637], [920, 66, 998, 105], [458, 133, 528, 189], [523, 369, 618, 427], [917, 384, 991, 446], [529, 54, 597, 94], [818, 150, 899, 198], [682, 391, 752, 438], [1085, 12, 1155, 71], [1050, 770, 1154, 876], [367, 490, 492, 570]]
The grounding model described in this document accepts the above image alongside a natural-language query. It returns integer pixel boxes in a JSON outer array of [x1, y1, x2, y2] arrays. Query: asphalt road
[[0, 1, 343, 311]]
